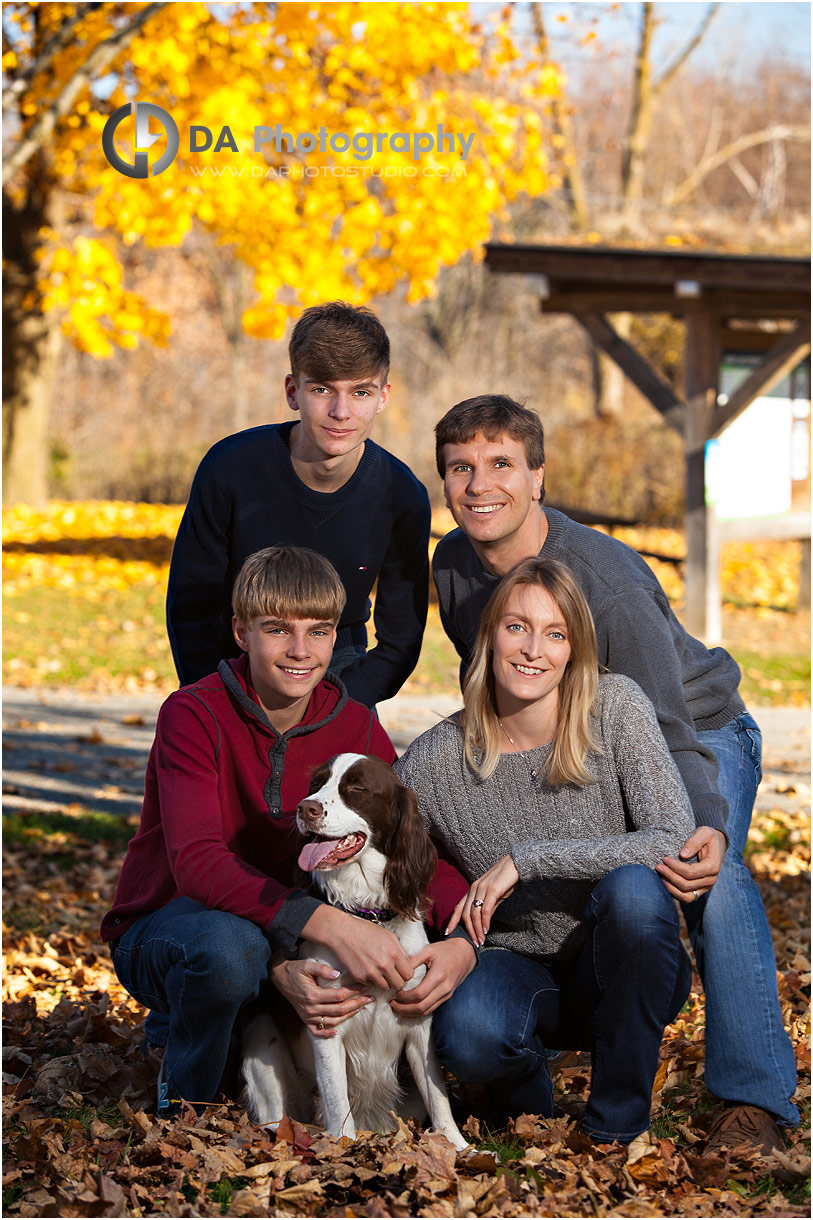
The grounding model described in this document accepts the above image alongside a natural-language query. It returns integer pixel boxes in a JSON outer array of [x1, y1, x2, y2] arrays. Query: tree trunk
[[2, 170, 63, 506], [620, 2, 655, 221]]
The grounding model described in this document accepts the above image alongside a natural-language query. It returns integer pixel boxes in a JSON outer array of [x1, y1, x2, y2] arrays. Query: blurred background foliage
[[2, 2, 810, 700], [2, 1, 810, 514], [3, 501, 810, 704]]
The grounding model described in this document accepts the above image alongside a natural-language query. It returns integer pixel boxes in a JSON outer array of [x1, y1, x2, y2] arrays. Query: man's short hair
[[232, 546, 347, 624], [434, 395, 545, 477], [289, 302, 390, 383]]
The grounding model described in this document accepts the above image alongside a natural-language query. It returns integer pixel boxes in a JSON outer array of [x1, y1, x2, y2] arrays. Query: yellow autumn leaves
[[13, 1, 560, 354], [4, 499, 804, 610], [36, 238, 171, 358], [3, 501, 181, 598]]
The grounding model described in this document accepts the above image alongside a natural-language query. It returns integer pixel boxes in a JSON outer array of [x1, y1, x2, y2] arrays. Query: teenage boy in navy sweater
[[103, 547, 474, 1114], [167, 303, 431, 709]]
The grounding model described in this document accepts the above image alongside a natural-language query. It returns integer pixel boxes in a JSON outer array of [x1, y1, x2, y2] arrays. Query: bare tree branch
[[2, 2, 167, 188], [668, 123, 810, 205], [654, 3, 720, 97], [3, 2, 98, 106], [530, 1, 591, 230], [727, 155, 759, 199], [622, 2, 720, 211], [620, 2, 655, 207]]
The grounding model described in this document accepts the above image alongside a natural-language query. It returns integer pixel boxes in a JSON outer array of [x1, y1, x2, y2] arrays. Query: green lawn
[[3, 582, 809, 706]]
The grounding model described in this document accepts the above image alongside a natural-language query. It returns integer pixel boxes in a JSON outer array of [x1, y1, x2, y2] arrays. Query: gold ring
[[472, 899, 484, 908], [318, 1017, 325, 1030]]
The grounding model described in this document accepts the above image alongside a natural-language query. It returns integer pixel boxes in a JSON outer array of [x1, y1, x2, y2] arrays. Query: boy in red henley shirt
[[102, 546, 474, 1114]]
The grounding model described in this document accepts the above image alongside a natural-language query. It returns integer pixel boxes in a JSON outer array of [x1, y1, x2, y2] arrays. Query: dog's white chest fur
[[240, 753, 467, 1151]]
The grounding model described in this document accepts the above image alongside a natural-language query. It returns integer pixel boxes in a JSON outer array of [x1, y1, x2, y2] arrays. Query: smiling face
[[491, 584, 572, 715], [442, 432, 545, 570], [285, 370, 390, 464], [232, 613, 337, 726]]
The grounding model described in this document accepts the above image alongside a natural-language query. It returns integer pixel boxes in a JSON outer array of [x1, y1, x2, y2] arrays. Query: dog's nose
[[297, 798, 325, 825]]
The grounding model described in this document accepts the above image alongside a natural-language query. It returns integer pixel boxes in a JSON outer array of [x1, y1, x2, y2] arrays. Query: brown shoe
[[705, 1104, 784, 1158]]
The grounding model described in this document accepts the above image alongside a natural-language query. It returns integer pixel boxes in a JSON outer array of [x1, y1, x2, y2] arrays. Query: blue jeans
[[112, 897, 273, 1106], [687, 712, 799, 1125], [432, 865, 691, 1143]]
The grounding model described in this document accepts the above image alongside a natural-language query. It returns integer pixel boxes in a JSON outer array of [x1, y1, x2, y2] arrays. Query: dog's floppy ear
[[384, 781, 437, 922]]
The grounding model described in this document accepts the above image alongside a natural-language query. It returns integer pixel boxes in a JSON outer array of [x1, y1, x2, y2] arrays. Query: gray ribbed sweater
[[394, 673, 695, 961]]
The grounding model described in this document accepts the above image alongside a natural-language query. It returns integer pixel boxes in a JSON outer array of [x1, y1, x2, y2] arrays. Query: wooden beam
[[574, 312, 684, 432], [719, 321, 800, 353], [710, 320, 811, 437], [485, 243, 811, 293], [540, 287, 809, 317]]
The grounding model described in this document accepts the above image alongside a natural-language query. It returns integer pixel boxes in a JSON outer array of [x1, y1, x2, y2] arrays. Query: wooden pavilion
[[484, 243, 811, 639]]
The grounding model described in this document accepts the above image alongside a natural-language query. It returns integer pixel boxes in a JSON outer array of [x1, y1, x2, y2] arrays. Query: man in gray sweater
[[431, 394, 798, 1157]]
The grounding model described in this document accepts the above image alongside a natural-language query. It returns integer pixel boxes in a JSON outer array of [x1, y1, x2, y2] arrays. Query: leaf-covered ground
[[3, 501, 810, 1214], [3, 787, 810, 1218]]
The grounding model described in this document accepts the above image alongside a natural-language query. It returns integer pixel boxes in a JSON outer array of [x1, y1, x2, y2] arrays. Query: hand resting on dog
[[391, 937, 476, 1016]]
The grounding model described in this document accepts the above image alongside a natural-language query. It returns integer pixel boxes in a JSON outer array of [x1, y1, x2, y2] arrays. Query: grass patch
[[3, 808, 137, 850], [731, 647, 811, 707], [62, 1101, 123, 1131], [3, 540, 809, 704], [208, 1177, 250, 1214], [650, 1105, 684, 1141], [477, 1128, 525, 1164], [3, 581, 173, 690]]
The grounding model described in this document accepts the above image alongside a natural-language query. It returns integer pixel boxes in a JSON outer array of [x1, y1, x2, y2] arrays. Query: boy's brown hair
[[434, 395, 545, 478], [232, 546, 346, 624], [289, 302, 390, 383]]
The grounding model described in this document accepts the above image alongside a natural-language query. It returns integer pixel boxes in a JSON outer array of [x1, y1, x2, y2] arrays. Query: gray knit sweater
[[394, 673, 695, 962]]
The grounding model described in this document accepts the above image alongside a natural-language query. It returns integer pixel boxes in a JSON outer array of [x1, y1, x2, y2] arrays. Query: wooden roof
[[484, 243, 810, 318]]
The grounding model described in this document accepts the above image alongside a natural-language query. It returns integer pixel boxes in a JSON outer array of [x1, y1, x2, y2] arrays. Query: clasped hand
[[277, 907, 415, 1037], [656, 826, 726, 902]]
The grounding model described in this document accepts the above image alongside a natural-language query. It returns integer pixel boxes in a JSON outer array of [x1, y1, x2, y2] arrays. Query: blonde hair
[[462, 557, 600, 784], [232, 546, 346, 624]]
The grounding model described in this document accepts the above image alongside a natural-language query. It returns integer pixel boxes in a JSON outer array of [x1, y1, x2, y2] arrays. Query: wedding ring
[[472, 899, 484, 908], [318, 1017, 325, 1030], [693, 890, 699, 901]]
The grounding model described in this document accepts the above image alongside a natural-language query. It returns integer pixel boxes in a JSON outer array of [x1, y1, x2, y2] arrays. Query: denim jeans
[[687, 712, 799, 1125], [112, 897, 273, 1107], [432, 864, 691, 1143]]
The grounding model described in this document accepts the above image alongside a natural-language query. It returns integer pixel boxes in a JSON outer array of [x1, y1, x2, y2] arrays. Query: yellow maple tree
[[3, 1, 559, 503]]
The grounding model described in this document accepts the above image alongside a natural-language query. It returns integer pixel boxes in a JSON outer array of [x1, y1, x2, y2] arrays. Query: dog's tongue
[[298, 838, 339, 871], [298, 832, 365, 872]]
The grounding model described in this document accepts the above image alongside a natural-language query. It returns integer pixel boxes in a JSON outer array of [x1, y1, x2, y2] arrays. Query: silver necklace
[[499, 720, 546, 780]]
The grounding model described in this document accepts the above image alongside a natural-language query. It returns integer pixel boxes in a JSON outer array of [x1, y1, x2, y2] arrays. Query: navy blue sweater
[[167, 422, 431, 707]]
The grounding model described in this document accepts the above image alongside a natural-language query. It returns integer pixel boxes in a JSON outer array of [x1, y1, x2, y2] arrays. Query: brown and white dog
[[241, 753, 467, 1149]]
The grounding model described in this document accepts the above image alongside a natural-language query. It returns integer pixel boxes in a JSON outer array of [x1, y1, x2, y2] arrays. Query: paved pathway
[[2, 686, 809, 821]]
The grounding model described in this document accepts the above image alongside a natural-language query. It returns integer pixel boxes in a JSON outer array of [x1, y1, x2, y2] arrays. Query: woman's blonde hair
[[462, 557, 600, 784]]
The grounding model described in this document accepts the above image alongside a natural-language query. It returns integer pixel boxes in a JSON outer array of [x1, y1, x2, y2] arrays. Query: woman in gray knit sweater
[[394, 557, 695, 1145]]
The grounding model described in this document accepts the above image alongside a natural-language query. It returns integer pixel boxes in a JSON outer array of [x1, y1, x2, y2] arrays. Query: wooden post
[[683, 311, 719, 639], [799, 540, 811, 611], [705, 505, 723, 643]]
